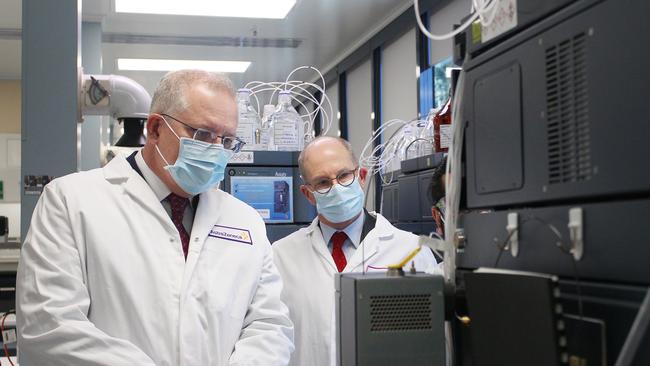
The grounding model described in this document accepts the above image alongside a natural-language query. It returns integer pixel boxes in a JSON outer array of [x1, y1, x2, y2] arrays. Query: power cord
[[1, 310, 16, 366], [492, 215, 585, 324], [492, 219, 527, 267]]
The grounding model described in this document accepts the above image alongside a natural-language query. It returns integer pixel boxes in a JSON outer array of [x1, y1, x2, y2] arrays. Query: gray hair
[[149, 69, 236, 115], [298, 136, 358, 180]]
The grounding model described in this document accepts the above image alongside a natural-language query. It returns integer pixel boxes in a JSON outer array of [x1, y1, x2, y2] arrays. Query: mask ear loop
[[155, 145, 172, 167], [159, 115, 182, 140], [155, 115, 181, 167]]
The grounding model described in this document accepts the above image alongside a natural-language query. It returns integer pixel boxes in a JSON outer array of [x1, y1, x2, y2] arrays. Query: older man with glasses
[[16, 70, 294, 366], [272, 136, 438, 366]]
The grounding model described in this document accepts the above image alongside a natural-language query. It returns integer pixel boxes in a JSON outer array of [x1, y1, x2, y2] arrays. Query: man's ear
[[300, 185, 316, 206], [146, 115, 162, 143], [359, 167, 369, 187]]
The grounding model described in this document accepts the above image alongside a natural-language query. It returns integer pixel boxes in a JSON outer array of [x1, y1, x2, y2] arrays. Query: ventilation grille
[[369, 294, 432, 332], [103, 33, 302, 48], [546, 32, 591, 185]]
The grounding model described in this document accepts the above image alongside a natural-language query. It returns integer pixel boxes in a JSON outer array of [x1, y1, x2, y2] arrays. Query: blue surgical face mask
[[156, 117, 234, 195], [313, 179, 365, 223]]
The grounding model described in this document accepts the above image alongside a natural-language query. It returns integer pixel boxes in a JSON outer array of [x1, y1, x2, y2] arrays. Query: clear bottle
[[384, 142, 402, 173], [269, 91, 305, 151], [236, 88, 260, 150], [398, 122, 420, 162], [259, 104, 275, 151], [418, 108, 439, 157]]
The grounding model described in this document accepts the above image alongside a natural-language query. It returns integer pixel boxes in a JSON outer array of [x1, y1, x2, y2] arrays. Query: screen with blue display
[[230, 176, 294, 223]]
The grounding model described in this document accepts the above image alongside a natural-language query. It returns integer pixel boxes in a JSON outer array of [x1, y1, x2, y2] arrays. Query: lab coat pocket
[[200, 237, 259, 320]]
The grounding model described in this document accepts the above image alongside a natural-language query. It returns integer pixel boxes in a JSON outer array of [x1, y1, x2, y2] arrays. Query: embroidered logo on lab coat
[[209, 225, 253, 245]]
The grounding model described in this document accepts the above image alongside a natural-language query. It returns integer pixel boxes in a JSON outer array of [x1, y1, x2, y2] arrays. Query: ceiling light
[[117, 58, 251, 73], [115, 0, 297, 19]]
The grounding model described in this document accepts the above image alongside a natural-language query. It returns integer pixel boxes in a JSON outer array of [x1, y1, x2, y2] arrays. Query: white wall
[[381, 27, 418, 142], [346, 59, 375, 210], [0, 133, 21, 239], [346, 60, 373, 164], [0, 81, 22, 239], [324, 81, 340, 137], [0, 134, 21, 202], [429, 0, 472, 64]]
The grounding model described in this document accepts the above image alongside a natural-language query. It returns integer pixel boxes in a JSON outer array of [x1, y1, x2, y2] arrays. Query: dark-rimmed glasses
[[305, 168, 359, 194], [159, 113, 245, 153]]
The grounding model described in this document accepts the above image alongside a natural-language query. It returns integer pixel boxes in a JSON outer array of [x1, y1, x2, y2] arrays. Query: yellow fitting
[[388, 246, 422, 269], [458, 316, 471, 325]]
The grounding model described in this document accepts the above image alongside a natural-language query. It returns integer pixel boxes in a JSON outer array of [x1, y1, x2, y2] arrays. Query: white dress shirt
[[319, 211, 365, 260], [134, 150, 195, 232]]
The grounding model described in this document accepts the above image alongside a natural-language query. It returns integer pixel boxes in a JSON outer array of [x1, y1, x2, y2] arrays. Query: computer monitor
[[229, 174, 294, 224]]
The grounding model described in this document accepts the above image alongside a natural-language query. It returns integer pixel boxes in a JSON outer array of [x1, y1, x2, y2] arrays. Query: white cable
[[249, 84, 286, 107], [359, 119, 408, 175], [250, 93, 261, 117], [414, 0, 479, 41], [245, 66, 335, 142], [360, 118, 430, 178], [414, 0, 498, 41], [288, 94, 314, 133], [442, 71, 465, 287], [251, 83, 321, 117], [286, 81, 334, 135], [285, 68, 332, 136], [289, 80, 334, 127], [473, 0, 499, 28], [248, 82, 287, 106]]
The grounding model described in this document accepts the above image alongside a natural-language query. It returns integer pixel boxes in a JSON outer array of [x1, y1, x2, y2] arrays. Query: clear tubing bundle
[[244, 65, 335, 147], [359, 118, 432, 185]]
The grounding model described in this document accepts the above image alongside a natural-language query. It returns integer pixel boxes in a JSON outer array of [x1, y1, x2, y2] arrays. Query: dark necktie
[[331, 231, 348, 272], [166, 193, 190, 259]]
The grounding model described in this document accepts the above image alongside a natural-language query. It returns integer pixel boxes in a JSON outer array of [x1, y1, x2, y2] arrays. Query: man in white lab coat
[[272, 136, 438, 366], [16, 70, 294, 365]]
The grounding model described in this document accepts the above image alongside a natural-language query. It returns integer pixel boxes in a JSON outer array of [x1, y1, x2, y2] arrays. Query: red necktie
[[166, 193, 190, 259], [331, 231, 348, 272]]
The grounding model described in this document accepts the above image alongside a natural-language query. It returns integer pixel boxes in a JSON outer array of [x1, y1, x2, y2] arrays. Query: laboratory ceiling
[[0, 0, 413, 93]]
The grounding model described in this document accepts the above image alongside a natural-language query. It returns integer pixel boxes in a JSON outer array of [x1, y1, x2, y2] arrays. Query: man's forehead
[[181, 89, 237, 133], [306, 137, 349, 154], [185, 87, 235, 110], [303, 141, 356, 177]]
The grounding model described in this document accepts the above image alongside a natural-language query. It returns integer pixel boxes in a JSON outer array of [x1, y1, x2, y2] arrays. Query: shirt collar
[[134, 150, 171, 202], [320, 211, 365, 249]]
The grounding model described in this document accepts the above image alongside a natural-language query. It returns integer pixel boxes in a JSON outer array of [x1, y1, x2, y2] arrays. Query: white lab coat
[[16, 154, 294, 366], [272, 213, 438, 366]]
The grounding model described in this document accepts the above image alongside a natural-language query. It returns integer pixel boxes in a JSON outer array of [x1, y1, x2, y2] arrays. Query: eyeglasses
[[159, 113, 245, 153], [306, 168, 359, 194]]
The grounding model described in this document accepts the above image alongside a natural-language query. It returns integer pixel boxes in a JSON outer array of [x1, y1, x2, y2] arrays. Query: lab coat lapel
[[345, 214, 394, 272], [306, 218, 338, 273], [103, 154, 175, 234], [182, 189, 223, 293]]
